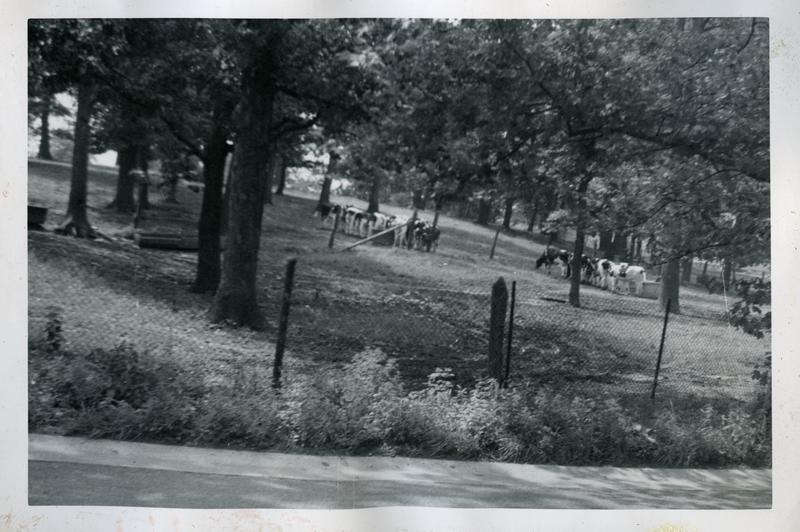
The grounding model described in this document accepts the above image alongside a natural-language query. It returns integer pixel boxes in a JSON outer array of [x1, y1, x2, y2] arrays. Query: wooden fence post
[[489, 277, 508, 382], [273, 258, 297, 386], [651, 297, 671, 399], [489, 226, 501, 259], [503, 280, 516, 388], [328, 210, 341, 249]]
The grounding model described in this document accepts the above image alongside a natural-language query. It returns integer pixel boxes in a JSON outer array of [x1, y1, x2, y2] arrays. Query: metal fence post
[[503, 280, 516, 388], [489, 277, 508, 382], [489, 226, 501, 259], [328, 210, 340, 249], [273, 258, 297, 387], [651, 297, 671, 399]]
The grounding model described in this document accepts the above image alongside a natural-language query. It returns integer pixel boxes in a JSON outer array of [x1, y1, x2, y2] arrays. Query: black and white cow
[[366, 212, 392, 236], [314, 203, 343, 227], [414, 221, 441, 252], [611, 262, 647, 296], [535, 247, 571, 278], [581, 255, 597, 284], [595, 259, 616, 289], [389, 215, 410, 248], [342, 206, 368, 236]]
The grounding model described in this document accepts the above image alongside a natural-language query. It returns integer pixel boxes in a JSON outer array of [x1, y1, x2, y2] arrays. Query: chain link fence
[[261, 251, 767, 405], [28, 225, 767, 407]]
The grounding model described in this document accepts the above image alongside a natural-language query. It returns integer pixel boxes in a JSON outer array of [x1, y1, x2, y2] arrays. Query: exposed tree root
[[54, 216, 97, 239]]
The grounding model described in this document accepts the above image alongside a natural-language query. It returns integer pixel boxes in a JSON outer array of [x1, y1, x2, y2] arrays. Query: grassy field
[[27, 160, 770, 465]]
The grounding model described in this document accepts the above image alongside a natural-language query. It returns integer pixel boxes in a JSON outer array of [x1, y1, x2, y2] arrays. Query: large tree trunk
[[526, 196, 539, 232], [318, 151, 338, 207], [37, 97, 53, 160], [680, 257, 693, 285], [659, 257, 681, 313], [367, 172, 381, 213], [569, 177, 592, 307], [56, 82, 95, 238], [634, 236, 643, 263], [274, 154, 287, 195], [502, 197, 514, 229], [476, 198, 492, 226], [210, 42, 276, 329], [612, 231, 629, 262], [137, 145, 151, 210], [165, 175, 179, 204], [192, 103, 231, 294], [318, 176, 332, 206], [220, 152, 233, 234], [263, 150, 275, 205], [108, 145, 137, 213], [412, 189, 425, 210], [598, 230, 614, 257]]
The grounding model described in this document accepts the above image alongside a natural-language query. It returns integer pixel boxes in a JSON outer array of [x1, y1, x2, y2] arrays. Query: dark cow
[[535, 247, 571, 277], [581, 255, 597, 284], [417, 223, 441, 252], [314, 203, 343, 228]]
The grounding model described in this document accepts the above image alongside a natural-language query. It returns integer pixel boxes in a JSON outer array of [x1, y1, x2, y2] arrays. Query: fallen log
[[135, 233, 227, 251]]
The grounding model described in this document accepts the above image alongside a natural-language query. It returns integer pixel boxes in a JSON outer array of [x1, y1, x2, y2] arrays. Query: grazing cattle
[[597, 260, 647, 295], [581, 255, 597, 284], [596, 259, 616, 289], [343, 206, 367, 236], [367, 212, 392, 235], [535, 247, 571, 277], [613, 263, 647, 296], [389, 215, 410, 248], [314, 203, 342, 228], [414, 221, 440, 252]]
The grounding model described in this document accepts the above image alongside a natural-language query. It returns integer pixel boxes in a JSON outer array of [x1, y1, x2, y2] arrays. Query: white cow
[[343, 207, 366, 236], [612, 263, 647, 296], [390, 216, 410, 248], [595, 259, 616, 290]]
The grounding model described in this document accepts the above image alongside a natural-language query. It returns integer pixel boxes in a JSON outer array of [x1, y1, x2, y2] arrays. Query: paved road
[[28, 434, 771, 509]]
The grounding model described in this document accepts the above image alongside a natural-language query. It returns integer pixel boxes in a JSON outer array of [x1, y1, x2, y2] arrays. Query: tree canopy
[[28, 17, 769, 320]]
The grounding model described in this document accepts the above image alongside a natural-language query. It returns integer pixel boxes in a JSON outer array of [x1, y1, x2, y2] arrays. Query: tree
[[30, 19, 116, 237]]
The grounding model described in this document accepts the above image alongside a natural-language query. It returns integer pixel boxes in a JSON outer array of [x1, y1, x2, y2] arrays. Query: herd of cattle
[[536, 247, 648, 296], [315, 203, 441, 251]]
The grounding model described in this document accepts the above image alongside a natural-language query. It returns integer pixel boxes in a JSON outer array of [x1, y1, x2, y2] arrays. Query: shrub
[[282, 348, 404, 451]]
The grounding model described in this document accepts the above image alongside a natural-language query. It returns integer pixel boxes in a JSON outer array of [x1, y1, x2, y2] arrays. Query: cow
[[597, 260, 647, 295], [414, 221, 440, 252], [535, 247, 571, 278], [581, 255, 597, 284], [613, 263, 647, 296], [314, 203, 344, 228], [389, 215, 410, 248], [343, 206, 367, 236], [367, 212, 392, 235], [596, 259, 616, 290]]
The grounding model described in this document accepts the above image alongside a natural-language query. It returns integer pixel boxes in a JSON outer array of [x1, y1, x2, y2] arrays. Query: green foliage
[[29, 319, 769, 467], [728, 279, 771, 339], [282, 349, 403, 450]]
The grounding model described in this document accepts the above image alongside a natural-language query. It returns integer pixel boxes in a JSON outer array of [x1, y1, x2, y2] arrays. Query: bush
[[282, 349, 403, 451], [29, 317, 770, 467]]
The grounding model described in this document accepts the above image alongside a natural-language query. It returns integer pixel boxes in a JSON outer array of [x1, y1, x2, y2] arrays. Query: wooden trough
[[135, 232, 227, 251], [640, 280, 660, 299], [369, 230, 396, 246]]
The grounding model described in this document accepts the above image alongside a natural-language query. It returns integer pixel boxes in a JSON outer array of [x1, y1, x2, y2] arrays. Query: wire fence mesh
[[28, 222, 768, 407]]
